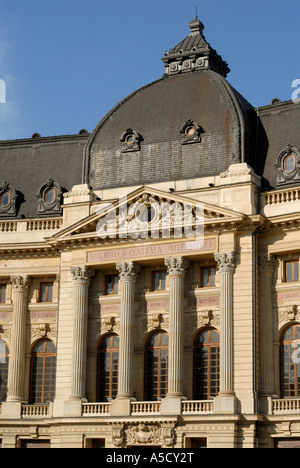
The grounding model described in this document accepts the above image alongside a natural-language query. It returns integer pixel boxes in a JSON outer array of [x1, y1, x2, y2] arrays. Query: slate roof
[[84, 69, 254, 191], [254, 101, 300, 189], [0, 133, 89, 219]]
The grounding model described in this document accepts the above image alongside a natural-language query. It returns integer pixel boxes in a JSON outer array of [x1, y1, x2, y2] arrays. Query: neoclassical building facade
[[0, 18, 300, 448]]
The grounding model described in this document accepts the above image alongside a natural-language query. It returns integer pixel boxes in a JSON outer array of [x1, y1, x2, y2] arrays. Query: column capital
[[214, 252, 236, 274], [164, 256, 189, 277], [258, 254, 277, 275], [116, 261, 140, 282], [10, 275, 30, 293], [70, 266, 95, 286]]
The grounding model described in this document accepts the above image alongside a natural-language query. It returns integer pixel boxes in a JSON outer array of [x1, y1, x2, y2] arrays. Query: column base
[[214, 392, 237, 415], [1, 401, 22, 419], [161, 396, 183, 416], [64, 399, 83, 417], [111, 397, 132, 417]]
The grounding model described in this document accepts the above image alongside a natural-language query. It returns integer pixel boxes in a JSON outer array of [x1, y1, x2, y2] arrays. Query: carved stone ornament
[[120, 128, 143, 153], [125, 423, 162, 446], [0, 325, 11, 340], [95, 316, 120, 336], [112, 426, 125, 448], [180, 120, 203, 145], [276, 144, 300, 186], [214, 252, 236, 274], [10, 275, 31, 293], [116, 262, 140, 282], [164, 256, 190, 277], [37, 178, 63, 215], [278, 305, 298, 328], [143, 314, 170, 333], [258, 254, 277, 274], [0, 181, 18, 217], [70, 266, 95, 286]]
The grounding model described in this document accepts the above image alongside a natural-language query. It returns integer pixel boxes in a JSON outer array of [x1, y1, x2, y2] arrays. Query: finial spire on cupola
[[162, 18, 230, 77]]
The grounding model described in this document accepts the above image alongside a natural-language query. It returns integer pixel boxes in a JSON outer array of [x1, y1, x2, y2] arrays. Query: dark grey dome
[[84, 69, 253, 190]]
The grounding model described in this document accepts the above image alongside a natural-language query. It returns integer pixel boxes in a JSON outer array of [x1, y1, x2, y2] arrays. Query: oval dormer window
[[126, 134, 136, 146], [0, 191, 10, 208], [284, 155, 296, 174], [186, 126, 196, 137], [44, 188, 56, 205]]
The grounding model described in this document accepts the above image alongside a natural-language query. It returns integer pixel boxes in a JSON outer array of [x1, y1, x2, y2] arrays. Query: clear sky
[[0, 0, 299, 140]]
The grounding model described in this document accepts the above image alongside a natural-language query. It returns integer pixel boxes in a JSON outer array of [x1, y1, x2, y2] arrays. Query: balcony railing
[[0, 400, 215, 419], [182, 400, 214, 415], [21, 404, 51, 419], [82, 402, 111, 417], [269, 397, 300, 415], [131, 401, 161, 415]]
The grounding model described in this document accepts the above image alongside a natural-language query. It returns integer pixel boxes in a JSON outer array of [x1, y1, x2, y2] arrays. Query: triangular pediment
[[49, 186, 245, 245]]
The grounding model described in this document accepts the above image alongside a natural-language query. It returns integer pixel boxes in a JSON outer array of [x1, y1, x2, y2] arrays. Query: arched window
[[30, 340, 56, 404], [193, 328, 220, 400], [144, 332, 168, 401], [0, 340, 9, 402], [97, 334, 119, 402], [281, 324, 300, 397]]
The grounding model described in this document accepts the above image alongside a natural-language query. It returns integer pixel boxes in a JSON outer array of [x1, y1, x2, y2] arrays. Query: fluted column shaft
[[7, 275, 30, 402], [164, 257, 189, 397], [214, 253, 236, 395], [70, 266, 94, 400], [116, 262, 140, 398], [258, 255, 276, 396]]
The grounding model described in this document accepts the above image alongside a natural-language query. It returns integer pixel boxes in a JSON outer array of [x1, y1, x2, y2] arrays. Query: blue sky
[[0, 0, 299, 140]]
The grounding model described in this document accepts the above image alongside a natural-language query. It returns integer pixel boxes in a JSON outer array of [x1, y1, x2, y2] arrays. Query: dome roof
[[83, 20, 254, 190]]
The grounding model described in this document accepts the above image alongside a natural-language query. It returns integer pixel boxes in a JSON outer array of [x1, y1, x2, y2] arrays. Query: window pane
[[30, 340, 56, 404], [194, 329, 220, 400], [114, 276, 119, 294], [97, 335, 119, 402], [48, 284, 53, 301], [210, 268, 216, 287], [145, 332, 168, 401], [295, 263, 299, 282], [41, 284, 47, 302], [154, 273, 160, 291], [203, 269, 209, 287], [0, 285, 5, 303], [285, 155, 296, 174], [161, 272, 166, 290]]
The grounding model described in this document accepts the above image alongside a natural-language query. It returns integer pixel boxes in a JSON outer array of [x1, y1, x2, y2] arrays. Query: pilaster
[[64, 266, 94, 416], [214, 252, 237, 414], [111, 262, 140, 417], [161, 256, 189, 415]]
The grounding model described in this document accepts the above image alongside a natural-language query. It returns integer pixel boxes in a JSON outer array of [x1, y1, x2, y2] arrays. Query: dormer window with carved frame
[[120, 128, 143, 153], [276, 145, 300, 186], [37, 178, 63, 215], [180, 120, 203, 145], [0, 181, 18, 217]]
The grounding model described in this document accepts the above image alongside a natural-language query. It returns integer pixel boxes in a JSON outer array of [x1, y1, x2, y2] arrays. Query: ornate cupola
[[162, 17, 230, 77]]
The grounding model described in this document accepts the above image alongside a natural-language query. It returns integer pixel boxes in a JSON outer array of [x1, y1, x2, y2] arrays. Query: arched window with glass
[[144, 332, 168, 401], [97, 334, 119, 402], [0, 340, 9, 402], [29, 339, 56, 404], [193, 328, 220, 400], [281, 324, 300, 397]]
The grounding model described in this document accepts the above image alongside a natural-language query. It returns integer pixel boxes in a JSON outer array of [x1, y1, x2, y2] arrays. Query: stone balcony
[[268, 397, 300, 416], [0, 400, 214, 419]]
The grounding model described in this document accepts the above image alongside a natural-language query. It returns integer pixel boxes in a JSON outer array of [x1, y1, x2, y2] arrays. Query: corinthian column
[[7, 275, 30, 402], [69, 266, 94, 400], [258, 254, 276, 411], [214, 252, 236, 413], [164, 256, 189, 398], [115, 261, 140, 399]]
